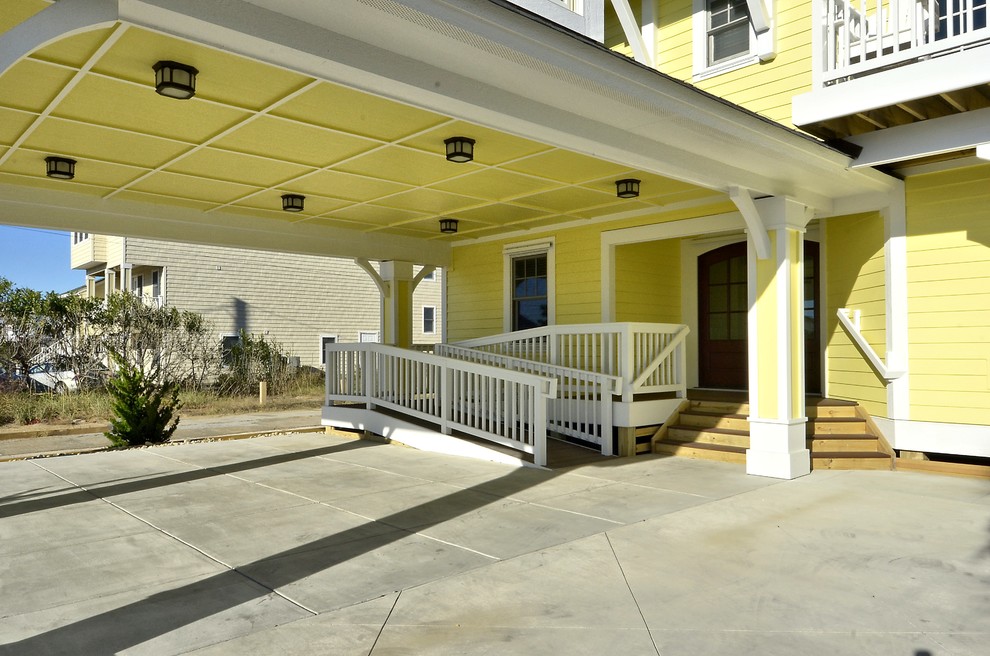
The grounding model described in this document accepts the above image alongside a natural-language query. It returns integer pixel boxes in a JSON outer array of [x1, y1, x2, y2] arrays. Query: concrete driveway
[[1, 431, 987, 655]]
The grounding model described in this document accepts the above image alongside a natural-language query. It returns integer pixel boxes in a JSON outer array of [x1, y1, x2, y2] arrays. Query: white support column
[[746, 197, 812, 479], [379, 260, 416, 348], [103, 267, 116, 298], [85, 274, 96, 300], [883, 182, 910, 422], [121, 263, 133, 293]]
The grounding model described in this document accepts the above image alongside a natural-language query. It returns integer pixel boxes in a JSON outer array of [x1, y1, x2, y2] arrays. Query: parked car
[[27, 363, 78, 394]]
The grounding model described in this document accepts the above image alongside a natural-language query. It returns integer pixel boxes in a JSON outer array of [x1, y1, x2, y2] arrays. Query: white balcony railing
[[436, 343, 621, 455], [821, 0, 989, 85], [325, 343, 556, 466], [452, 322, 689, 402]]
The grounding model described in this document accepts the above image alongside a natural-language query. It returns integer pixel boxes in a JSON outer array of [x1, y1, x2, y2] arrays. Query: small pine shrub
[[105, 355, 182, 448]]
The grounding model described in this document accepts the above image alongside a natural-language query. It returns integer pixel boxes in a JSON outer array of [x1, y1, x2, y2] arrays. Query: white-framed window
[[72, 232, 90, 245], [423, 269, 436, 281], [135, 274, 144, 296], [693, 0, 773, 80], [319, 334, 337, 366], [422, 306, 436, 334], [359, 331, 380, 343], [151, 270, 161, 297], [503, 238, 555, 332]]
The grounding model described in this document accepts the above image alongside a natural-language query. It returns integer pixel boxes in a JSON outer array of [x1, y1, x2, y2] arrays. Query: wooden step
[[808, 434, 880, 453], [678, 411, 750, 431], [667, 425, 750, 448], [812, 451, 893, 470], [807, 417, 867, 435], [654, 440, 747, 464], [688, 400, 749, 416], [807, 403, 859, 419]]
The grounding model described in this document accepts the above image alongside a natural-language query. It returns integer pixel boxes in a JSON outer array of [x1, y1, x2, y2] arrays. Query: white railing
[[822, 0, 990, 85], [436, 343, 622, 455], [836, 308, 906, 381], [452, 323, 689, 402], [325, 343, 557, 466]]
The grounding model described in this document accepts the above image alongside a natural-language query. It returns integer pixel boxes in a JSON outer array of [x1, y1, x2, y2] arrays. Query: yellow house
[[0, 0, 986, 478]]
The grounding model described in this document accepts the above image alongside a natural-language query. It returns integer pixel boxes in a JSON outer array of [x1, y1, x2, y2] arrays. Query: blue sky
[[0, 225, 85, 293]]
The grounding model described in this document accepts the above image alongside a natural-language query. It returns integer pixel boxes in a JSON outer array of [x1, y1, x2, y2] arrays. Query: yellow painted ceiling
[[0, 18, 721, 241]]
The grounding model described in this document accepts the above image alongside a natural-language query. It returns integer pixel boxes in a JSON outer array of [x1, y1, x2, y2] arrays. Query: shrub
[[216, 330, 291, 396], [104, 354, 182, 447]]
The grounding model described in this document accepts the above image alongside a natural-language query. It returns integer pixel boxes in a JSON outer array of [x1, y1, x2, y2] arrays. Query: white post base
[[746, 418, 811, 479]]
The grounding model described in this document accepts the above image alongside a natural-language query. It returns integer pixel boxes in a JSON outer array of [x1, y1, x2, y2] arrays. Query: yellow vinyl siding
[[614, 240, 681, 322], [825, 211, 888, 417], [447, 200, 734, 342], [606, 0, 812, 127], [692, 0, 812, 127], [446, 241, 504, 340], [905, 163, 990, 425]]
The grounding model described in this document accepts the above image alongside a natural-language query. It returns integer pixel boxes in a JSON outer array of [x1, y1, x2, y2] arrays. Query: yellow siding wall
[[825, 212, 888, 417], [614, 240, 681, 322], [605, 0, 813, 127], [906, 164, 990, 425], [447, 201, 734, 341]]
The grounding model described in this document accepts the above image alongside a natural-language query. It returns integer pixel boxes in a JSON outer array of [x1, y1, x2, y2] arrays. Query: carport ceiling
[[0, 19, 720, 243]]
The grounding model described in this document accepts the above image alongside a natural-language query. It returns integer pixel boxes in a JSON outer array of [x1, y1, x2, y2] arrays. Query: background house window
[[708, 0, 751, 65], [511, 254, 548, 331], [151, 270, 160, 297], [423, 270, 436, 281], [319, 335, 337, 366], [220, 334, 241, 367], [71, 232, 90, 244], [423, 306, 436, 334], [359, 331, 380, 343]]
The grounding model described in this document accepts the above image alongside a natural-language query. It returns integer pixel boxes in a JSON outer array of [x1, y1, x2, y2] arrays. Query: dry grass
[[0, 374, 324, 427]]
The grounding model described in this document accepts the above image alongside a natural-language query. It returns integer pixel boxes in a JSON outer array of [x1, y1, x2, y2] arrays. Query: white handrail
[[325, 343, 556, 466], [437, 343, 621, 455], [836, 308, 905, 381], [452, 322, 688, 401]]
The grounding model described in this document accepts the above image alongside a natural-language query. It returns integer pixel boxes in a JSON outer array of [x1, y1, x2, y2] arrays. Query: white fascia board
[[850, 107, 990, 168], [122, 0, 894, 210], [875, 417, 990, 458], [0, 184, 452, 266], [793, 46, 990, 127], [977, 144, 990, 161]]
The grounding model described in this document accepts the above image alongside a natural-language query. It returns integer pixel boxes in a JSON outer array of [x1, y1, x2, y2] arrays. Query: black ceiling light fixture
[[443, 137, 475, 163], [45, 156, 76, 180], [439, 218, 459, 234], [615, 178, 641, 198], [153, 60, 199, 100], [281, 193, 305, 212]]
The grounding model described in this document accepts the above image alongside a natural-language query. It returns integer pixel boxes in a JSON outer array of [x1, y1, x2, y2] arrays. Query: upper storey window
[[693, 0, 775, 80], [708, 0, 751, 66]]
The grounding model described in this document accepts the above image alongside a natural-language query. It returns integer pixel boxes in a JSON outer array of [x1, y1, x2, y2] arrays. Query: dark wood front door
[[698, 240, 822, 392], [699, 242, 748, 389]]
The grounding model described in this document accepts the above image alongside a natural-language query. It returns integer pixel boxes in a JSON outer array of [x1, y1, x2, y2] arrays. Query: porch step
[[808, 417, 867, 435], [808, 434, 880, 452], [806, 405, 894, 470], [677, 411, 750, 431], [686, 400, 749, 416], [653, 440, 747, 464], [667, 425, 750, 448], [812, 451, 893, 470]]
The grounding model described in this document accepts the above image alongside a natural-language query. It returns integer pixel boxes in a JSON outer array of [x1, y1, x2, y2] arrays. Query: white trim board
[[875, 417, 990, 458]]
